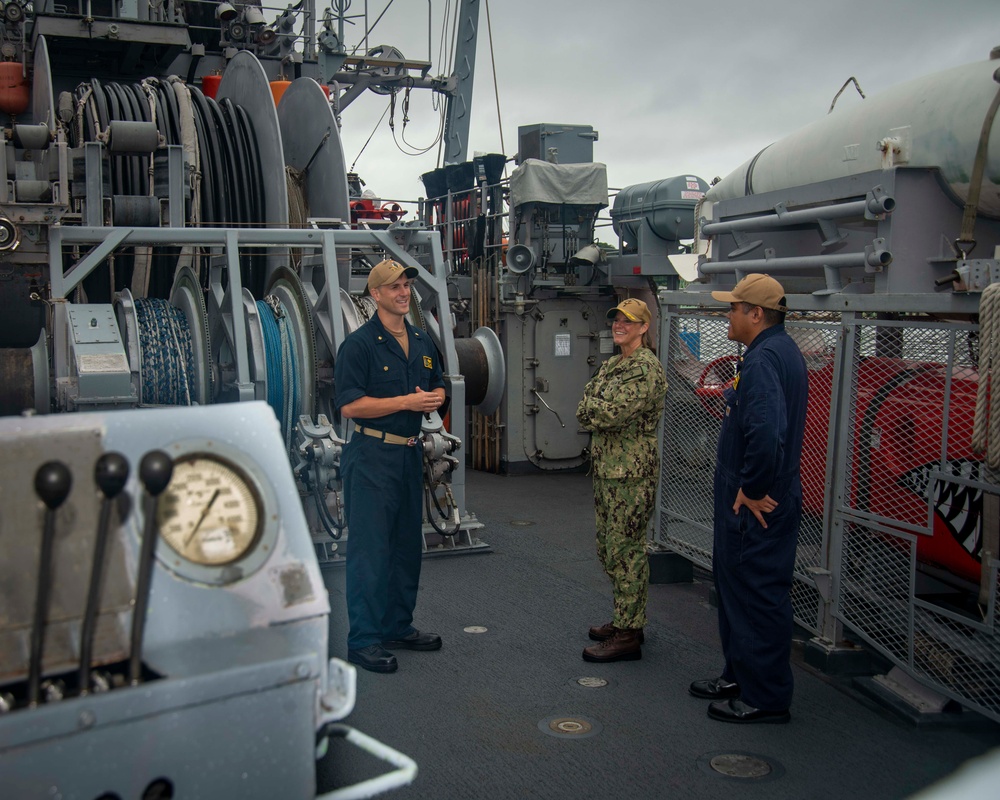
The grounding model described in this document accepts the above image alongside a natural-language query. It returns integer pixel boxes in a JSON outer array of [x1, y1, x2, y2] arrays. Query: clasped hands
[[407, 386, 444, 413]]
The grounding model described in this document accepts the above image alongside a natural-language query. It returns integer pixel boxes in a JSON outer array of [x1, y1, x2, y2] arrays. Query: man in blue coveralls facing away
[[334, 258, 446, 673], [688, 274, 808, 723]]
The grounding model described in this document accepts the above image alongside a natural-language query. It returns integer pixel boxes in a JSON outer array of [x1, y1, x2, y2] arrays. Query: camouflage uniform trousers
[[593, 475, 656, 630]]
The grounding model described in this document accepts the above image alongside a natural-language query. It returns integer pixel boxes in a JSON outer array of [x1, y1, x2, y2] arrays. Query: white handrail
[[316, 724, 417, 800]]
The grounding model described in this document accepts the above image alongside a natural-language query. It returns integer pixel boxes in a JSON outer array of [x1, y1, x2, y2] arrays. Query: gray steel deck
[[318, 470, 1000, 799]]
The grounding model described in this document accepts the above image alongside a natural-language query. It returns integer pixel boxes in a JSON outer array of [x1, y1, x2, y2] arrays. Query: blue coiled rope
[[257, 299, 300, 447], [130, 294, 300, 443], [134, 298, 195, 405]]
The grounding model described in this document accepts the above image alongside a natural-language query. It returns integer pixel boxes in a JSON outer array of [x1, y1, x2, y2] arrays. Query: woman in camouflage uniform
[[576, 298, 667, 662]]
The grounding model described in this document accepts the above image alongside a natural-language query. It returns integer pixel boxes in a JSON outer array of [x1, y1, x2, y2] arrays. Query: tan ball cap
[[711, 273, 787, 311], [606, 297, 652, 324], [367, 259, 419, 292]]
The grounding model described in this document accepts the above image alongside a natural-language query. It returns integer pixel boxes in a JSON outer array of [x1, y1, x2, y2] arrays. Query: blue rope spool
[[134, 298, 195, 405], [257, 299, 300, 447], [258, 300, 283, 414]]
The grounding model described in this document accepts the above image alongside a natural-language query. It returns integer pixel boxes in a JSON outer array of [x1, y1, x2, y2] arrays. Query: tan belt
[[354, 423, 419, 447]]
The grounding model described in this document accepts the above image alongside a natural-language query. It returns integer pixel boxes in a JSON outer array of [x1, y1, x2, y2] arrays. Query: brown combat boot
[[588, 622, 645, 643], [582, 629, 642, 662]]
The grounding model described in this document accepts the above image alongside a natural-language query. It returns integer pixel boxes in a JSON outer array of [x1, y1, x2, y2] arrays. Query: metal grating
[[790, 580, 823, 635], [829, 316, 1000, 721], [656, 309, 1000, 720], [839, 323, 982, 541], [910, 593, 1000, 713], [786, 320, 838, 636], [656, 311, 838, 634], [836, 521, 914, 665], [658, 312, 731, 570]]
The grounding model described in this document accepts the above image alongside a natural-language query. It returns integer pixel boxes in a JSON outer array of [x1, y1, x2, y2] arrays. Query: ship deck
[[318, 470, 1000, 799]]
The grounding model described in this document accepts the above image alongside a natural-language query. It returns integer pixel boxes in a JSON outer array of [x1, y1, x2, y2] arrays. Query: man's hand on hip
[[733, 488, 778, 529]]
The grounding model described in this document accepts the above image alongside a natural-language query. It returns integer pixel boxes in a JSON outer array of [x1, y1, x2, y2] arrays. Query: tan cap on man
[[367, 259, 419, 292], [711, 273, 787, 311], [606, 297, 652, 324]]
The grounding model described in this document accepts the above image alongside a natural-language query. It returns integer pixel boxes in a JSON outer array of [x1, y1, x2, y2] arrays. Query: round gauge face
[[156, 455, 263, 566]]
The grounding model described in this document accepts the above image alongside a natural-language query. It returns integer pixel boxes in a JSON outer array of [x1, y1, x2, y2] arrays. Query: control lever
[[29, 461, 72, 707], [79, 453, 129, 696], [129, 450, 172, 686]]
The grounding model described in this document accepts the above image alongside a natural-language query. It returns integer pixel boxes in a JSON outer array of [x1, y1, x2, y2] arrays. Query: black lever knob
[[34, 461, 72, 509], [139, 450, 173, 497], [95, 452, 130, 499]]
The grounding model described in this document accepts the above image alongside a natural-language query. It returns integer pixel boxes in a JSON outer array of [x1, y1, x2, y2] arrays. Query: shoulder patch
[[423, 355, 433, 369]]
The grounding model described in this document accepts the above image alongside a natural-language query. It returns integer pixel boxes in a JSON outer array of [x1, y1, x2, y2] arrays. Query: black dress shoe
[[348, 645, 398, 673], [383, 630, 442, 651], [707, 698, 790, 724], [688, 676, 740, 700]]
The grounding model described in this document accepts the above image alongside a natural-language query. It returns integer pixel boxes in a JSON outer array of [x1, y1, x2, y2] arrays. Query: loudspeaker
[[506, 244, 535, 274]]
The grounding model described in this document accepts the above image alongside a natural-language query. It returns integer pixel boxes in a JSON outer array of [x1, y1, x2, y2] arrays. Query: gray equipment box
[[611, 176, 708, 253], [517, 124, 598, 165]]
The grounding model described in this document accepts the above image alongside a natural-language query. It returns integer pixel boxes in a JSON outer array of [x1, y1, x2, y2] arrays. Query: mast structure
[[442, 0, 481, 165]]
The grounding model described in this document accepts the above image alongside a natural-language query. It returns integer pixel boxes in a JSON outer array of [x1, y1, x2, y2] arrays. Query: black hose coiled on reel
[[70, 77, 268, 299]]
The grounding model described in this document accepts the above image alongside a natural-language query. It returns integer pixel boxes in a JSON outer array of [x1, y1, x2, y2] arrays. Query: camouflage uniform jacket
[[576, 346, 667, 479]]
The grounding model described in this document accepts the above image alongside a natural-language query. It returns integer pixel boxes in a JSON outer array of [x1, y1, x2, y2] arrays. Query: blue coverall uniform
[[713, 323, 808, 712], [334, 314, 445, 651]]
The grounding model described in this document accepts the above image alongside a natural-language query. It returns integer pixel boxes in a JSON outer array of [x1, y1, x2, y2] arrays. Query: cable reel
[[251, 267, 317, 448], [115, 291, 209, 406], [67, 60, 281, 297], [116, 267, 212, 406]]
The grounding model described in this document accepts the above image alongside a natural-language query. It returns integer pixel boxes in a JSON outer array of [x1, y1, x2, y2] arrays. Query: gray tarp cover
[[509, 159, 609, 208]]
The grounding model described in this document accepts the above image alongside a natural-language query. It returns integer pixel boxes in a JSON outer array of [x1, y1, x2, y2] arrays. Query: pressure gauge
[[156, 454, 264, 566]]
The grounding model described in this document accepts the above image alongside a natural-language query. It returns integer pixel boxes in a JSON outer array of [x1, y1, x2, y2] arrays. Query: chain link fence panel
[[831, 316, 1000, 721], [656, 310, 839, 636], [655, 308, 1000, 721]]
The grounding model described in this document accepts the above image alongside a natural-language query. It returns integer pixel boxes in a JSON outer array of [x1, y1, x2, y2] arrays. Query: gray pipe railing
[[701, 192, 894, 237]]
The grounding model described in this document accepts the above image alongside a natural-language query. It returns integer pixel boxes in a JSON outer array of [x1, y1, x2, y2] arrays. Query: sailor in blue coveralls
[[334, 259, 446, 673], [688, 274, 808, 723]]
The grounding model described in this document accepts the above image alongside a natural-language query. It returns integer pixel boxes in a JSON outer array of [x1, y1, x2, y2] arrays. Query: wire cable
[[350, 97, 393, 172], [484, 0, 506, 170], [349, 0, 397, 56]]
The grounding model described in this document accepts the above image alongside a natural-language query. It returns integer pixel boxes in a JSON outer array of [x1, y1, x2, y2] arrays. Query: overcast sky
[[333, 0, 1000, 205]]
